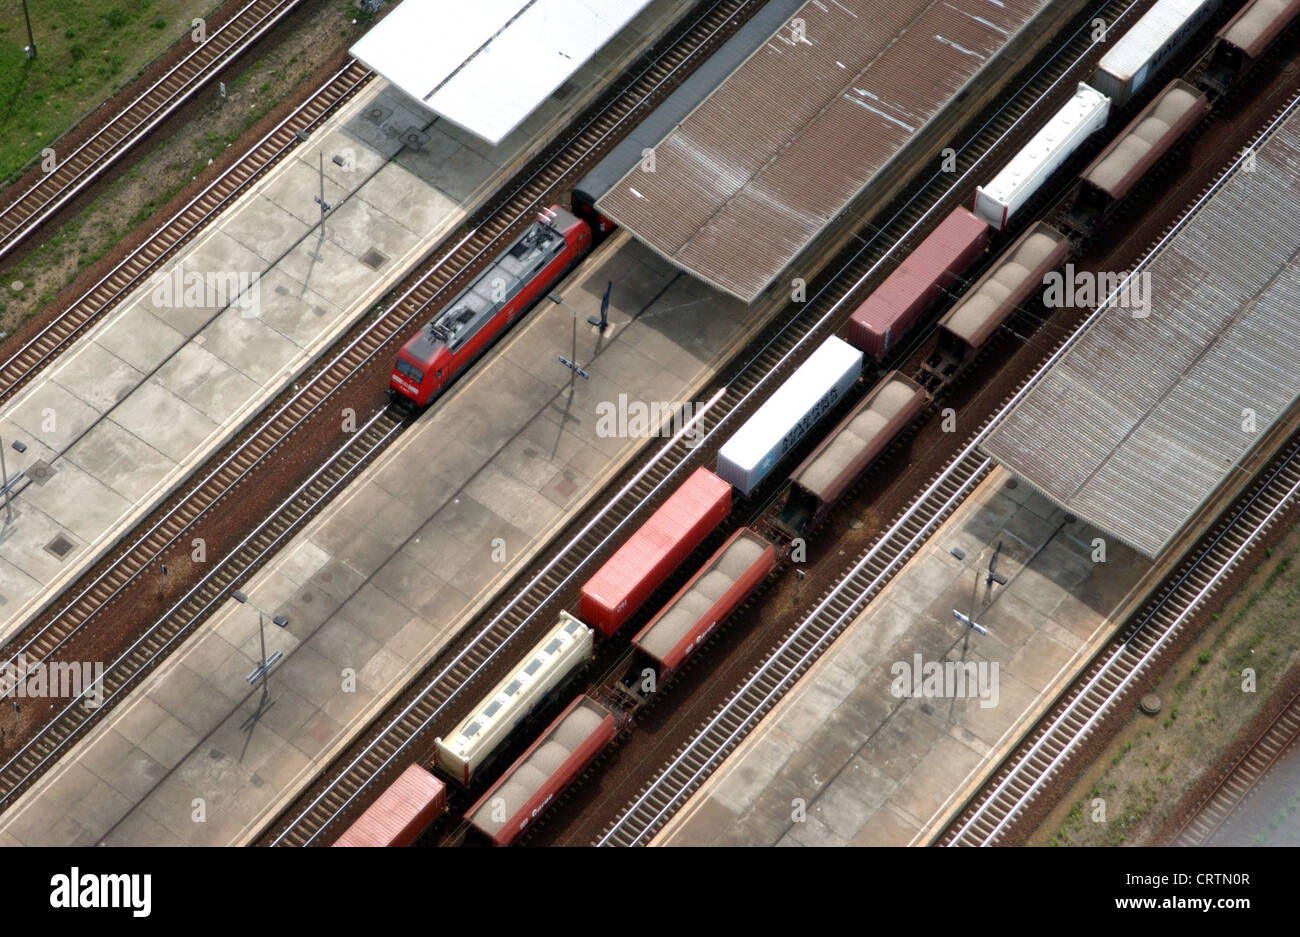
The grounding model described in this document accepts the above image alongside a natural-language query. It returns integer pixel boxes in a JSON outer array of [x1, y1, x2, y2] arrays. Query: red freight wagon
[[464, 695, 618, 846], [847, 207, 989, 360], [332, 763, 446, 847], [580, 467, 732, 636], [631, 528, 775, 683]]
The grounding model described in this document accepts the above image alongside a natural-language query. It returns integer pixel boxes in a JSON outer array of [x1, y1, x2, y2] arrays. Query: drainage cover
[[552, 81, 576, 101], [361, 247, 388, 271], [401, 129, 428, 150], [27, 460, 55, 485], [45, 534, 75, 560], [363, 104, 393, 125]]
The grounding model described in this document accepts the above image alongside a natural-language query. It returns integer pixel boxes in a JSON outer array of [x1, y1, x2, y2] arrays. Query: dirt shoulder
[[1030, 517, 1300, 846]]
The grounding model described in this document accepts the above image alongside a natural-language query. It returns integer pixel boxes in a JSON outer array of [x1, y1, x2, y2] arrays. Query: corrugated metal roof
[[982, 102, 1300, 558], [350, 0, 652, 145], [596, 0, 1062, 302], [573, 0, 808, 206]]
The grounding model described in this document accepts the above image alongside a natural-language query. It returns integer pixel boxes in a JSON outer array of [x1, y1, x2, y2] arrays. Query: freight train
[[352, 0, 1300, 848]]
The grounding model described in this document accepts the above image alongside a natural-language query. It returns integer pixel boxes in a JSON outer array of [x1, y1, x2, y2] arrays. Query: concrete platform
[[652, 469, 1155, 846], [0, 229, 775, 846], [0, 0, 696, 648]]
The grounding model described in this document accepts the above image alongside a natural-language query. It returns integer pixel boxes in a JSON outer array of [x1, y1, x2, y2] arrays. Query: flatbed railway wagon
[[580, 467, 733, 636], [922, 222, 1069, 385], [331, 764, 447, 847], [845, 208, 990, 359], [390, 205, 592, 408], [435, 612, 595, 786], [1066, 79, 1208, 235], [624, 528, 776, 693], [1090, 0, 1222, 106], [464, 694, 623, 846], [973, 84, 1110, 232], [1204, 0, 1300, 90], [771, 372, 927, 538], [717, 337, 864, 495]]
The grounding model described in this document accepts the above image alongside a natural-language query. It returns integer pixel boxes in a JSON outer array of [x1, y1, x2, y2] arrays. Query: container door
[[1130, 63, 1149, 98]]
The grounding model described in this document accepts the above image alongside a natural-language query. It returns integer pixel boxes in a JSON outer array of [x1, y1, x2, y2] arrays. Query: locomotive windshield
[[395, 359, 424, 384]]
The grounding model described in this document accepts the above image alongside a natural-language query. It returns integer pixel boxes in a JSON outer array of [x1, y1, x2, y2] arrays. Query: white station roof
[[350, 0, 652, 146]]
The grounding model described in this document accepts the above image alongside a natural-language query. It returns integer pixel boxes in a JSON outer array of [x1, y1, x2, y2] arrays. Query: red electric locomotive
[[389, 205, 593, 409]]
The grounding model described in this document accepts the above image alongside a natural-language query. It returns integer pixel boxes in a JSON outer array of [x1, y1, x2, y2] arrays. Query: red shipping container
[[847, 207, 989, 360], [464, 695, 617, 846], [632, 528, 775, 681], [580, 467, 732, 636], [332, 764, 446, 847]]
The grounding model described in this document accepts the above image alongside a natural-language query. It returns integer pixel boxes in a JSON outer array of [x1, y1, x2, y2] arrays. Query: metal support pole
[[0, 437, 11, 527], [256, 610, 269, 698], [21, 0, 36, 59], [314, 153, 332, 239]]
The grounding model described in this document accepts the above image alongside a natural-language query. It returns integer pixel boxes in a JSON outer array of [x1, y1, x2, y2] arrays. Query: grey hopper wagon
[[773, 371, 927, 538]]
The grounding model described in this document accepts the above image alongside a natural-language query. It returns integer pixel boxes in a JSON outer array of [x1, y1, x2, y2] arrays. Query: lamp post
[[232, 589, 288, 708], [0, 436, 13, 528], [21, 0, 36, 59], [548, 293, 590, 381], [314, 152, 332, 238], [947, 544, 1003, 723]]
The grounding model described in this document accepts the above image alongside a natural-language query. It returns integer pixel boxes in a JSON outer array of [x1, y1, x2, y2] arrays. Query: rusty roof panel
[[982, 102, 1300, 558], [597, 0, 1061, 301]]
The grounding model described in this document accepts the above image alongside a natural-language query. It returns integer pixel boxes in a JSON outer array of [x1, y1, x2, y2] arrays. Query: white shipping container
[[717, 337, 863, 495], [974, 83, 1111, 231], [435, 611, 593, 785], [1092, 0, 1220, 104]]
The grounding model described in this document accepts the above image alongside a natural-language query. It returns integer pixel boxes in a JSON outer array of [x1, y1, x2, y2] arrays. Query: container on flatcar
[[923, 222, 1069, 383], [627, 528, 775, 687], [464, 694, 619, 846], [434, 612, 594, 786], [331, 764, 446, 847], [579, 468, 732, 636], [1090, 0, 1221, 105], [973, 84, 1110, 231], [716, 337, 863, 495], [773, 372, 926, 537], [846, 208, 989, 360], [1068, 79, 1207, 234], [1205, 0, 1300, 90]]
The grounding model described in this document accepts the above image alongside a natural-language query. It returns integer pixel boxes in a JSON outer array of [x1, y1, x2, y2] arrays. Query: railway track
[[0, 409, 403, 800], [932, 96, 1300, 847], [594, 32, 1300, 851], [1171, 682, 1300, 846], [265, 0, 1152, 847], [942, 434, 1300, 846], [0, 57, 373, 409], [0, 0, 307, 266], [0, 0, 775, 817]]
